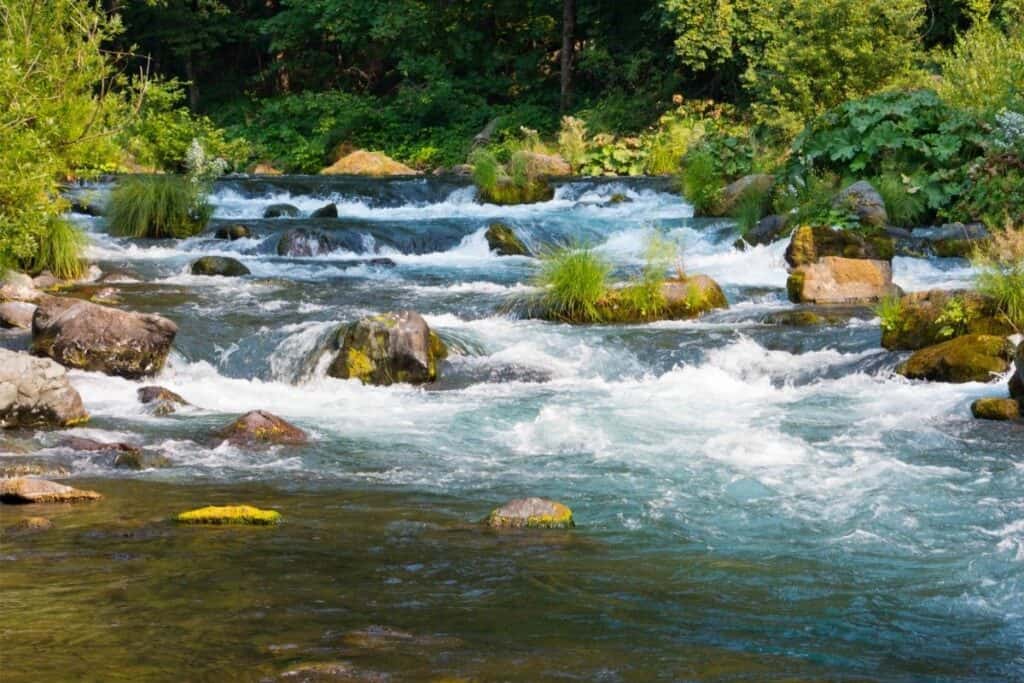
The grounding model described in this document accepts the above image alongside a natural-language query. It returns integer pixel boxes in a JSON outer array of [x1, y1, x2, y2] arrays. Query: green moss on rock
[[897, 334, 1016, 383], [971, 398, 1021, 421], [784, 225, 894, 268], [484, 222, 530, 256], [176, 505, 281, 525], [486, 497, 574, 529], [881, 290, 1012, 351], [479, 179, 554, 206]]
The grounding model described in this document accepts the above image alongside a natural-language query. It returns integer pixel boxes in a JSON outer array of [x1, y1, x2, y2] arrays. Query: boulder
[[249, 162, 283, 176], [60, 436, 140, 457], [263, 203, 301, 219], [31, 296, 177, 379], [217, 410, 308, 445], [607, 193, 632, 205], [971, 398, 1021, 421], [328, 311, 447, 386], [486, 498, 575, 529], [0, 477, 101, 504], [0, 271, 42, 303], [660, 275, 729, 318], [214, 224, 251, 240], [90, 287, 121, 305], [0, 301, 37, 329], [137, 386, 188, 416], [97, 269, 140, 284], [478, 178, 554, 206], [277, 228, 335, 257], [718, 174, 774, 215], [176, 504, 281, 525], [321, 150, 418, 176], [897, 334, 1015, 383], [7, 516, 54, 533], [190, 256, 250, 277], [33, 271, 60, 290], [893, 222, 991, 258], [787, 257, 900, 304], [0, 349, 88, 428], [785, 225, 894, 268], [113, 450, 171, 470], [734, 214, 789, 249], [311, 203, 338, 218], [880, 290, 1012, 350], [485, 222, 529, 256], [1011, 342, 1024, 400], [834, 180, 887, 228], [516, 151, 572, 177]]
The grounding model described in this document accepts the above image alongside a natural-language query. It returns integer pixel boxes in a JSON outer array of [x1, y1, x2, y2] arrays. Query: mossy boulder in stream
[[217, 410, 308, 445], [214, 224, 251, 240], [897, 334, 1015, 383], [486, 497, 575, 529], [785, 225, 894, 267], [190, 256, 250, 277], [328, 311, 447, 386], [176, 504, 281, 525], [971, 398, 1021, 421], [485, 222, 529, 256], [137, 386, 189, 416], [833, 180, 888, 228], [785, 225, 898, 304], [478, 178, 554, 206], [1, 477, 101, 504], [263, 203, 300, 218], [880, 290, 1012, 351]]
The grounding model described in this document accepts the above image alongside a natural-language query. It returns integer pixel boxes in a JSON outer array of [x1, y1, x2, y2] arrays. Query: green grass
[[469, 149, 500, 194], [533, 245, 612, 323], [973, 225, 1024, 331], [107, 175, 211, 239], [873, 172, 927, 227], [875, 294, 903, 333], [28, 217, 87, 280], [680, 151, 724, 215], [733, 185, 772, 235]]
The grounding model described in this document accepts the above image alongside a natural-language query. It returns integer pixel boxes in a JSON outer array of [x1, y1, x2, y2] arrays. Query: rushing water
[[2, 176, 1023, 681]]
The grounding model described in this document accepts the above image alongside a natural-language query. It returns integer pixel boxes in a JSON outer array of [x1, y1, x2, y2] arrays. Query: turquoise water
[[2, 176, 1022, 681]]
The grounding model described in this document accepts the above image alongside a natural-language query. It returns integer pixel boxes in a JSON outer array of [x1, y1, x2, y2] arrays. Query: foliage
[[790, 90, 987, 215], [469, 149, 501, 194], [28, 218, 86, 280], [107, 175, 211, 239], [972, 221, 1024, 330], [533, 245, 612, 323], [936, 22, 1024, 118], [950, 110, 1024, 226], [618, 234, 679, 318], [558, 117, 588, 171], [875, 295, 903, 333], [681, 152, 725, 214], [934, 296, 973, 339], [733, 184, 773, 234], [873, 172, 928, 227]]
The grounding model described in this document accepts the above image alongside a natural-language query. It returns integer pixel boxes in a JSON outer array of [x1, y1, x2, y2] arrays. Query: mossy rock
[[484, 222, 529, 256], [137, 385, 189, 416], [897, 334, 1015, 383], [113, 450, 171, 470], [176, 505, 281, 525], [833, 180, 887, 228], [0, 478, 102, 504], [1011, 341, 1024, 400], [971, 398, 1021, 421], [217, 410, 308, 445], [478, 178, 554, 206], [881, 290, 1011, 351], [785, 225, 894, 268], [190, 256, 251, 277], [263, 203, 300, 218], [932, 238, 977, 259], [327, 311, 446, 385], [214, 224, 251, 240], [607, 193, 631, 205], [486, 497, 574, 529]]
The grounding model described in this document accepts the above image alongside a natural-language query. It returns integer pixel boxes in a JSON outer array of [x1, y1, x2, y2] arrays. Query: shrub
[[107, 175, 211, 239], [618, 234, 679, 317], [681, 151, 725, 214], [557, 117, 588, 172], [875, 294, 903, 334], [950, 111, 1024, 226], [733, 184, 773, 235], [973, 221, 1024, 330], [533, 246, 612, 323], [28, 218, 87, 280], [937, 23, 1024, 118], [873, 172, 928, 227], [469, 149, 501, 194]]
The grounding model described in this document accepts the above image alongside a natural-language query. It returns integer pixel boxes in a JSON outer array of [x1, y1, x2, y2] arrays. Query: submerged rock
[[97, 269, 141, 284], [190, 256, 251, 277], [327, 311, 447, 386], [0, 301, 37, 329], [176, 504, 281, 525], [137, 386, 189, 416], [478, 178, 554, 206], [264, 203, 301, 219], [277, 228, 336, 257], [880, 290, 1011, 351], [217, 410, 308, 445], [6, 516, 54, 533], [897, 334, 1015, 383], [0, 349, 88, 428], [834, 180, 887, 228], [31, 296, 177, 378], [311, 203, 338, 218], [89, 287, 121, 305], [0, 477, 101, 504], [112, 450, 171, 470], [971, 398, 1021, 421], [607, 193, 632, 205], [321, 150, 418, 176], [485, 222, 529, 256], [486, 497, 575, 529], [214, 224, 251, 240], [60, 436, 140, 456]]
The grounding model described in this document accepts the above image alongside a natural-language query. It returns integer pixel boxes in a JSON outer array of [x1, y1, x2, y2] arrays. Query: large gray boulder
[[0, 349, 88, 428], [31, 296, 177, 379], [327, 311, 447, 385], [834, 181, 887, 228], [0, 301, 37, 329]]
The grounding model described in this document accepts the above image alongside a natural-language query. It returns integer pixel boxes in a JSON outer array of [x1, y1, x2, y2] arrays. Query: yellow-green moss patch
[[176, 505, 281, 526]]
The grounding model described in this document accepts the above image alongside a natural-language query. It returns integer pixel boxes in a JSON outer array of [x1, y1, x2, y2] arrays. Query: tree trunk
[[560, 0, 576, 113], [185, 52, 200, 111]]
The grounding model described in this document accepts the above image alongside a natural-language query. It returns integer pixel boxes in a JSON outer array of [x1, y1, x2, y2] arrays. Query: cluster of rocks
[[971, 341, 1023, 422], [784, 225, 899, 305]]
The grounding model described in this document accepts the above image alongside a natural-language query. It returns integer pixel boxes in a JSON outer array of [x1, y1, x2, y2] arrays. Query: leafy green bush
[[875, 295, 903, 334], [873, 172, 928, 227], [937, 23, 1024, 118], [973, 222, 1024, 330], [107, 175, 211, 239], [681, 151, 725, 214], [533, 246, 612, 323], [733, 184, 773, 234], [28, 218, 87, 280], [790, 90, 986, 215], [469, 149, 501, 194]]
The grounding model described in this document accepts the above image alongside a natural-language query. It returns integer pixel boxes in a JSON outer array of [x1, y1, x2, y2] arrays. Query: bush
[[28, 218, 87, 280], [533, 246, 612, 323], [873, 172, 928, 227], [973, 221, 1024, 330], [681, 151, 725, 214], [107, 175, 211, 239], [733, 184, 773, 234], [937, 23, 1024, 118], [875, 295, 903, 334], [950, 111, 1024, 226], [557, 117, 588, 172]]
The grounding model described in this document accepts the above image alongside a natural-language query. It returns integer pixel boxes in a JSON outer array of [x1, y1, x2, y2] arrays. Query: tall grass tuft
[[680, 151, 724, 214], [108, 175, 211, 239], [29, 217, 87, 280], [469, 149, 501, 195], [733, 185, 772, 235], [873, 172, 927, 227], [874, 294, 904, 334], [973, 221, 1024, 331], [534, 244, 611, 323], [618, 233, 678, 318]]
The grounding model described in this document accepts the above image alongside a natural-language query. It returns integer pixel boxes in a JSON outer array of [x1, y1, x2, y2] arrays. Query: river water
[[2, 176, 1022, 681]]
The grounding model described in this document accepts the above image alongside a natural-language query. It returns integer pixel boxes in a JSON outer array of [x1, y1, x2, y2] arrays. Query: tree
[[561, 0, 576, 112]]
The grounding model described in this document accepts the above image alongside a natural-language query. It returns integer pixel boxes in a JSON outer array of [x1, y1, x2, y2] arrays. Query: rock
[[718, 174, 774, 215], [311, 203, 338, 218], [89, 287, 121, 305], [760, 309, 851, 326], [0, 349, 88, 428], [97, 269, 140, 284], [897, 334, 1015, 383], [734, 214, 789, 249], [880, 290, 1012, 350], [834, 180, 888, 228], [217, 410, 308, 445], [190, 256, 251, 277], [478, 178, 554, 206], [31, 296, 177, 379], [327, 311, 447, 386], [485, 222, 529, 256], [785, 225, 894, 268], [787, 257, 900, 304], [321, 150, 418, 176], [607, 193, 632, 205], [0, 477, 101, 504], [450, 164, 474, 176], [277, 229, 335, 257], [893, 223, 990, 258], [0, 271, 42, 303], [278, 661, 385, 682], [60, 436, 140, 457], [971, 398, 1021, 421], [486, 497, 575, 529], [176, 505, 281, 525], [113, 450, 171, 470], [1011, 342, 1024, 400], [0, 301, 37, 329], [660, 275, 729, 317], [33, 271, 60, 290], [137, 386, 188, 417], [214, 224, 251, 240], [249, 162, 283, 175], [7, 516, 53, 533], [68, 196, 104, 216], [516, 151, 572, 177], [263, 203, 301, 219]]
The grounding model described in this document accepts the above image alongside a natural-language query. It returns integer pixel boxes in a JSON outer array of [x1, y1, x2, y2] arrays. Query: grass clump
[[680, 151, 724, 214], [107, 175, 212, 239], [28, 217, 87, 280], [533, 245, 612, 323], [873, 172, 927, 227], [875, 294, 904, 334], [973, 221, 1024, 331], [733, 184, 773, 235]]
